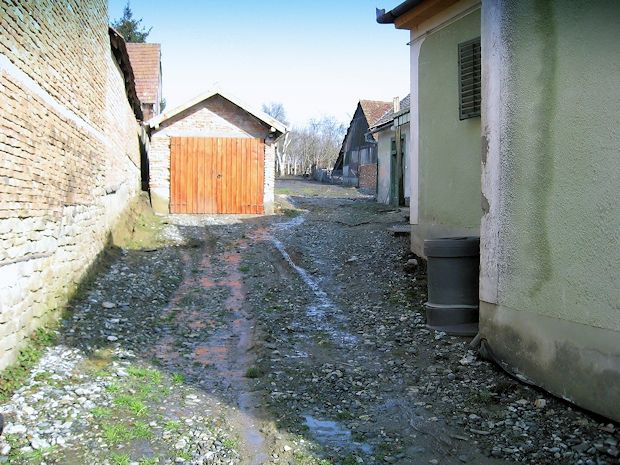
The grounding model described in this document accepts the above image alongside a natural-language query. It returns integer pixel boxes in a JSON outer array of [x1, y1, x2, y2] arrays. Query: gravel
[[0, 178, 617, 465]]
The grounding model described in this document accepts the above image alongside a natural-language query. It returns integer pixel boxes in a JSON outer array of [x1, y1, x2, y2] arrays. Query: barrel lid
[[424, 236, 480, 257]]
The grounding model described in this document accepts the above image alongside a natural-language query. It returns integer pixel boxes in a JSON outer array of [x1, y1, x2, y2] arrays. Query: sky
[[108, 0, 409, 127]]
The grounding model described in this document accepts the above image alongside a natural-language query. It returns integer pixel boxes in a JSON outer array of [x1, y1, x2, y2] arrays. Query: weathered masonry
[[147, 89, 287, 215], [0, 1, 143, 369]]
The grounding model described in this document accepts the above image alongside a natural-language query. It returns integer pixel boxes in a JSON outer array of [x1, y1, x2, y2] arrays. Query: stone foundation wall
[[0, 1, 141, 369]]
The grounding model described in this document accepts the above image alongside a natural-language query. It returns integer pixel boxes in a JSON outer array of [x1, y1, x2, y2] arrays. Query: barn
[[147, 89, 287, 215]]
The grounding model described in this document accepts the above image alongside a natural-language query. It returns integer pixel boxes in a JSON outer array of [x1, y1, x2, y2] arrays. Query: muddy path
[[0, 179, 617, 465]]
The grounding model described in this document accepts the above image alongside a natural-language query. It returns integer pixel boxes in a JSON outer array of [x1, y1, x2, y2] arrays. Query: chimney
[[393, 96, 400, 113]]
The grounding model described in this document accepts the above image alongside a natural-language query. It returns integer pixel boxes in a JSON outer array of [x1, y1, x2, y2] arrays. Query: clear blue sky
[[109, 0, 409, 127]]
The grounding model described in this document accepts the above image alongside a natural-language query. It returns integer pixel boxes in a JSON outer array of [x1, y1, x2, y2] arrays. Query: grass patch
[[244, 366, 263, 379], [282, 208, 301, 217], [239, 264, 251, 273], [103, 424, 133, 443], [91, 406, 112, 418], [0, 328, 57, 402], [19, 445, 57, 463], [164, 420, 182, 432], [110, 452, 131, 465], [127, 366, 162, 384], [106, 382, 121, 394], [139, 457, 159, 465], [222, 437, 238, 450], [171, 373, 185, 385], [132, 421, 153, 439], [114, 394, 148, 416], [178, 449, 193, 461], [335, 410, 354, 421]]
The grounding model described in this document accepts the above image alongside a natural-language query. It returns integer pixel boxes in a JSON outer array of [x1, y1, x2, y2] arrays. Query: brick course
[[0, 0, 141, 369], [359, 163, 377, 193]]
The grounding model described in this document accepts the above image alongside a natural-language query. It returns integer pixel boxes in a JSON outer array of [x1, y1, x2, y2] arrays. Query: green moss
[[244, 366, 263, 378], [0, 328, 57, 402]]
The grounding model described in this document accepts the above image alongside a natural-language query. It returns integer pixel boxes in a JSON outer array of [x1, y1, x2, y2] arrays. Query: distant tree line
[[262, 103, 345, 177]]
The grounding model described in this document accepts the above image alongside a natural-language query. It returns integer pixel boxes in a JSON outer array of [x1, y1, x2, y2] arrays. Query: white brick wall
[[0, 1, 141, 369]]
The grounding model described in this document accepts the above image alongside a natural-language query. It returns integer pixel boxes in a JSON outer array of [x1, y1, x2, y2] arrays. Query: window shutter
[[458, 37, 481, 120]]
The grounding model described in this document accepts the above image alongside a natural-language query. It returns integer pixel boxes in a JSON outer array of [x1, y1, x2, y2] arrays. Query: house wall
[[376, 124, 411, 205], [480, 0, 620, 421], [402, 124, 411, 201], [411, 8, 481, 257], [149, 95, 276, 214], [0, 1, 141, 369], [377, 131, 392, 204]]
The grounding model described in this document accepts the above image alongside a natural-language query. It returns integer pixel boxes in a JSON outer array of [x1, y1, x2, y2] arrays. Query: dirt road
[[0, 179, 617, 465]]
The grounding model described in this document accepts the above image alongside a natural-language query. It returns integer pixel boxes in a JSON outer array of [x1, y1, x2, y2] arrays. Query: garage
[[146, 88, 287, 215], [170, 137, 264, 214]]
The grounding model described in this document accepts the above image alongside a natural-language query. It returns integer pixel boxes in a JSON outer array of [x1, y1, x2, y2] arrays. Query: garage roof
[[146, 88, 287, 135]]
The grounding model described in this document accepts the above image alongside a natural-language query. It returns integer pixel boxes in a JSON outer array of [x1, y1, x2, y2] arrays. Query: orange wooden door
[[170, 137, 264, 214]]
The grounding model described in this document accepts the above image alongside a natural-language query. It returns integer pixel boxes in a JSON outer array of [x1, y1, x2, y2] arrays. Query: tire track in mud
[[152, 229, 269, 465]]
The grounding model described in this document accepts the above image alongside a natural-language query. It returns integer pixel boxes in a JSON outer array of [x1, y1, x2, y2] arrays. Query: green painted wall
[[418, 10, 481, 231], [497, 0, 620, 330]]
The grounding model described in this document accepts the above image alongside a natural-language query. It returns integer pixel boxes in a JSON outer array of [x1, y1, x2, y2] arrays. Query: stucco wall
[[480, 0, 620, 421], [413, 10, 481, 256], [149, 96, 276, 214], [377, 131, 392, 204], [0, 1, 141, 369]]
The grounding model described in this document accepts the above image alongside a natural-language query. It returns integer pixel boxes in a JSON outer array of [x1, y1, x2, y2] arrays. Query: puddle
[[304, 415, 372, 455]]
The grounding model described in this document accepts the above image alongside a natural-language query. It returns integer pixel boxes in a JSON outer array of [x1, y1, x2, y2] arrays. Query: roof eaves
[[376, 0, 423, 24], [147, 87, 287, 135], [108, 27, 143, 121]]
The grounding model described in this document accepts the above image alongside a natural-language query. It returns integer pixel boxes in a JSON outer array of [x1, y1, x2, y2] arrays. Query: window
[[458, 37, 481, 120]]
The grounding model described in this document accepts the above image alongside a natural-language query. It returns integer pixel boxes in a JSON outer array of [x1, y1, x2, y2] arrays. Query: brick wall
[[0, 1, 141, 369], [359, 163, 377, 193], [149, 95, 276, 214]]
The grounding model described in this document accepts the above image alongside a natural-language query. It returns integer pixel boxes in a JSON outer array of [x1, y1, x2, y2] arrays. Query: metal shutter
[[458, 37, 481, 120]]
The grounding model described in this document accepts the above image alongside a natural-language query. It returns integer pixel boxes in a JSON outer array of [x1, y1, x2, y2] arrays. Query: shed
[[146, 89, 287, 215], [332, 100, 392, 189]]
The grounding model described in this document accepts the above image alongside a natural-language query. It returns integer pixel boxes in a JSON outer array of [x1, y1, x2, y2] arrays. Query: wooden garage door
[[170, 137, 264, 214]]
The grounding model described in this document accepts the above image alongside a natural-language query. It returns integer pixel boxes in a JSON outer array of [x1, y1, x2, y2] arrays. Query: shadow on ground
[[0, 179, 617, 465]]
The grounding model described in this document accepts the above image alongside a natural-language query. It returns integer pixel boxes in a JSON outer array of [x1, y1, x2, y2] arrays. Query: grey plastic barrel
[[424, 236, 480, 336]]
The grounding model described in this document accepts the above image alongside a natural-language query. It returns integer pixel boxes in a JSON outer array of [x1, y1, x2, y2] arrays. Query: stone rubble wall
[[0, 1, 141, 369], [149, 96, 276, 214]]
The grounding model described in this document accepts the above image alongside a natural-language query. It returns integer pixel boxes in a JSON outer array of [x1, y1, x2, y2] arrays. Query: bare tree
[[261, 102, 288, 125], [261, 102, 345, 177], [262, 103, 290, 176], [284, 116, 345, 176]]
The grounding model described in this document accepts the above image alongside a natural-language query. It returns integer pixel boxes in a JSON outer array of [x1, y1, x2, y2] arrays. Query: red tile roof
[[125, 43, 161, 104], [359, 100, 393, 127]]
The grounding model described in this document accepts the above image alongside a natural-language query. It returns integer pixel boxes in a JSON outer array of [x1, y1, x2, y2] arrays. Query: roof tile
[[125, 43, 161, 104]]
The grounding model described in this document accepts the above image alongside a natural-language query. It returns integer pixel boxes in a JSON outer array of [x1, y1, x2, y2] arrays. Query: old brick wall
[[0, 1, 141, 369], [359, 163, 377, 194], [149, 95, 276, 215]]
